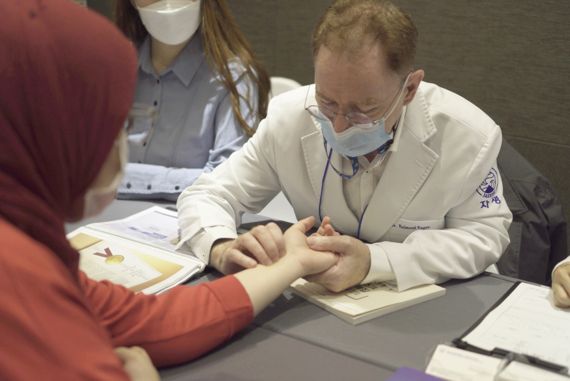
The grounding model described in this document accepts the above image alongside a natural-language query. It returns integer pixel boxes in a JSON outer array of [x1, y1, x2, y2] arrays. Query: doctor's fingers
[[247, 224, 284, 262], [300, 252, 338, 277], [265, 222, 286, 258], [315, 216, 335, 236], [305, 269, 349, 293], [323, 224, 339, 236], [223, 248, 258, 271], [307, 235, 354, 254], [552, 283, 570, 308], [315, 216, 331, 236], [237, 232, 273, 265]]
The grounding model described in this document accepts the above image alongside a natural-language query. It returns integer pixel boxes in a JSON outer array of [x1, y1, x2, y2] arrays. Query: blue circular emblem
[[477, 168, 498, 198]]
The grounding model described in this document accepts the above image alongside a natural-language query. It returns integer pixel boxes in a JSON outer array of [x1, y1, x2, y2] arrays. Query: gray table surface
[[67, 199, 517, 380], [160, 326, 392, 381], [253, 274, 515, 372]]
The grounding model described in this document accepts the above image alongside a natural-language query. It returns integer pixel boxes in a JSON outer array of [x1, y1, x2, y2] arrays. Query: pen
[[492, 347, 568, 374], [453, 340, 569, 375]]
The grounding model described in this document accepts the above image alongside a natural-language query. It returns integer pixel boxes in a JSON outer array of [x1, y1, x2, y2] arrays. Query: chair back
[[270, 76, 302, 98], [497, 139, 567, 284]]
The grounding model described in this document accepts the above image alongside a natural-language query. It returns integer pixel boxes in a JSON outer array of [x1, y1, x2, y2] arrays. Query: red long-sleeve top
[[0, 219, 253, 380]]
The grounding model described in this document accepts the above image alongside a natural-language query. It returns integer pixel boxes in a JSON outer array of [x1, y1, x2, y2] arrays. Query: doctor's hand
[[305, 234, 371, 292], [552, 263, 570, 308], [210, 222, 286, 274], [115, 346, 160, 381], [313, 216, 340, 237]]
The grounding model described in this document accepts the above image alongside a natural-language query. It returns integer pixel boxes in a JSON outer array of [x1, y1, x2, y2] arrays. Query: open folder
[[427, 282, 570, 380], [67, 206, 205, 294]]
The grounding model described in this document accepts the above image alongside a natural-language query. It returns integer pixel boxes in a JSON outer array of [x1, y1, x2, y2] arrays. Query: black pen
[[492, 347, 568, 375]]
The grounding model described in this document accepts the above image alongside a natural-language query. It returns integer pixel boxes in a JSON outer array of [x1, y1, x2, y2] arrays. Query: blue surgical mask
[[318, 118, 394, 158], [312, 75, 410, 158]]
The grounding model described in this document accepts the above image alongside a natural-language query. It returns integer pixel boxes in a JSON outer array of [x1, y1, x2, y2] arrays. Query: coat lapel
[[360, 91, 439, 242], [301, 126, 359, 234], [300, 86, 439, 238]]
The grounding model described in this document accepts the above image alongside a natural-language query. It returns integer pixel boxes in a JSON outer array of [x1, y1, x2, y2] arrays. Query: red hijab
[[0, 0, 137, 273]]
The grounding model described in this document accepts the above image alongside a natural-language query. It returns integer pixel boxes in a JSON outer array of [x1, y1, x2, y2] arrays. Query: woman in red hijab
[[0, 1, 337, 380]]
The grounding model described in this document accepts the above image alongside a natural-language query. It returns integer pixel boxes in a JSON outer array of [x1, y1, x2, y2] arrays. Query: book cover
[[291, 279, 446, 325]]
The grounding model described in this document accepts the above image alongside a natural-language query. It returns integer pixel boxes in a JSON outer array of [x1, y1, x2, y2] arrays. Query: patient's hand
[[282, 216, 338, 276], [115, 346, 160, 381]]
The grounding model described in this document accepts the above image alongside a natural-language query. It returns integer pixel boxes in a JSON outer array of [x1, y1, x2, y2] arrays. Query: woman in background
[[115, 0, 270, 200], [0, 2, 335, 380]]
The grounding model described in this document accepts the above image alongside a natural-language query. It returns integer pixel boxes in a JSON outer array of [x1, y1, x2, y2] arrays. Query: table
[[66, 200, 517, 380], [160, 326, 393, 381], [253, 274, 515, 372]]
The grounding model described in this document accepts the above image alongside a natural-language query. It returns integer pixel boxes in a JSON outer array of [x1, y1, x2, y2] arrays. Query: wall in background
[[87, 0, 112, 19]]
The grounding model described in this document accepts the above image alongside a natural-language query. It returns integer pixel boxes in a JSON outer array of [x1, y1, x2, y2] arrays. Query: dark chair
[[497, 139, 567, 285]]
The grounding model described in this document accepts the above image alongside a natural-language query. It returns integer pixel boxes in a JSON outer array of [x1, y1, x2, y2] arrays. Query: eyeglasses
[[124, 103, 158, 133], [305, 103, 379, 126], [305, 74, 411, 127]]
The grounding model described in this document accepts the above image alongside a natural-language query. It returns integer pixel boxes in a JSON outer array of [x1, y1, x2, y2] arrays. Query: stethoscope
[[317, 138, 393, 239]]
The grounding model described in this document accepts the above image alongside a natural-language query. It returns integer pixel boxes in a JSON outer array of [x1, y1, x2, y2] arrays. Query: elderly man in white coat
[[177, 0, 512, 292]]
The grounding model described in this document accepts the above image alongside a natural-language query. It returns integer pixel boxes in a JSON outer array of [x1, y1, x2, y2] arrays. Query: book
[[67, 206, 205, 294], [290, 279, 446, 325]]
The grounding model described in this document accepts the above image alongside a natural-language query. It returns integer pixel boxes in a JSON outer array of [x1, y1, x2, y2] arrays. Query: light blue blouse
[[118, 33, 258, 200]]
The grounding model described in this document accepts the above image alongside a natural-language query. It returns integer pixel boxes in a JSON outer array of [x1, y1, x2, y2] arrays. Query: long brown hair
[[115, 0, 270, 137]]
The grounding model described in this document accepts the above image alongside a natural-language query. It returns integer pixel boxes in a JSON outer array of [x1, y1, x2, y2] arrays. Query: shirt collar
[[138, 32, 205, 87], [388, 105, 406, 153]]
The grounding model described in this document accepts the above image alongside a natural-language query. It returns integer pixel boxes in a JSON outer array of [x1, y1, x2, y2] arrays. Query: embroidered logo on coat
[[476, 168, 498, 198]]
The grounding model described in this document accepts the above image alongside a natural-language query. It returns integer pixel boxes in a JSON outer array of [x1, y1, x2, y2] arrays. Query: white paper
[[462, 282, 570, 370], [91, 206, 192, 255], [426, 344, 502, 381], [497, 361, 570, 381]]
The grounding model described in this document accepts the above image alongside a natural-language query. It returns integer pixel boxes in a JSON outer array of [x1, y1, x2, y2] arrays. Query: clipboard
[[451, 281, 569, 376]]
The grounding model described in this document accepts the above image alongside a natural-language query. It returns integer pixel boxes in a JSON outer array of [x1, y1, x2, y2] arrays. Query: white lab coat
[[178, 82, 512, 291]]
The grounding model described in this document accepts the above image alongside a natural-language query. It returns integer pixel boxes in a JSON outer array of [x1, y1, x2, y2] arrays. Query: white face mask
[[137, 0, 201, 46], [83, 131, 128, 219]]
